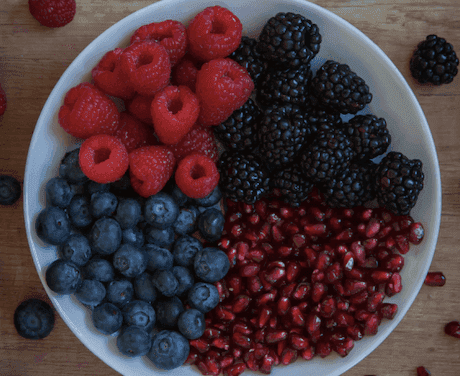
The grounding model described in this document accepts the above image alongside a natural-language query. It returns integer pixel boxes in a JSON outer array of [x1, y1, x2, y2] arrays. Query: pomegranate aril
[[256, 290, 278, 306], [263, 264, 286, 285], [319, 296, 336, 318], [215, 306, 236, 322], [347, 324, 364, 341], [395, 234, 410, 254], [240, 262, 260, 277], [385, 272, 403, 297], [290, 306, 306, 327], [204, 352, 221, 376], [219, 355, 234, 369], [277, 296, 291, 316], [289, 333, 309, 350], [344, 280, 367, 295], [416, 366, 431, 376], [232, 295, 251, 313], [334, 337, 354, 357], [370, 270, 392, 283], [247, 276, 263, 294], [286, 261, 301, 282], [186, 348, 200, 364], [211, 337, 230, 350], [190, 338, 210, 353], [365, 218, 381, 238], [304, 224, 328, 237], [306, 314, 321, 335], [223, 363, 246, 376], [259, 354, 275, 374], [342, 252, 355, 271], [258, 306, 272, 328], [300, 346, 315, 360], [232, 346, 243, 359], [367, 291, 385, 312], [204, 327, 221, 339], [276, 339, 287, 356], [409, 222, 424, 244], [316, 341, 332, 358], [379, 303, 398, 319], [351, 241, 366, 265], [280, 348, 298, 365], [196, 360, 212, 375], [265, 329, 288, 343], [311, 282, 327, 303], [444, 320, 460, 338], [244, 351, 259, 371], [335, 312, 355, 328], [382, 253, 404, 272], [232, 332, 252, 348], [364, 314, 380, 335], [424, 271, 446, 286], [292, 282, 311, 300], [232, 321, 252, 335]]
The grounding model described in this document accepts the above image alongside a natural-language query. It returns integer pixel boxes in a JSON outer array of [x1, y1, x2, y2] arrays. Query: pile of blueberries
[[34, 148, 230, 370]]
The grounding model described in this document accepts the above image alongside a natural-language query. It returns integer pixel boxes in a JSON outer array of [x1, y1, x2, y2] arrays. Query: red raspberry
[[58, 83, 120, 139], [151, 85, 200, 145], [129, 146, 176, 197], [187, 6, 242, 62], [175, 154, 220, 199], [126, 94, 154, 125], [130, 20, 187, 67], [0, 83, 6, 116], [28, 0, 76, 28], [170, 125, 219, 163], [195, 58, 254, 126], [171, 53, 202, 92], [120, 41, 171, 97], [114, 112, 158, 153], [92, 48, 135, 100], [79, 134, 129, 184]]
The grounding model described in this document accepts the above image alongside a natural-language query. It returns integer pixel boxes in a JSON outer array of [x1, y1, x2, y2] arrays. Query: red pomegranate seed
[[265, 329, 288, 344], [292, 282, 311, 300], [382, 253, 404, 272], [276, 339, 287, 356], [325, 262, 343, 283], [300, 346, 315, 360], [350, 241, 366, 265], [385, 236, 397, 250], [364, 218, 381, 238], [444, 321, 460, 338], [289, 333, 309, 350], [256, 290, 277, 306], [263, 264, 286, 285], [319, 296, 336, 318], [424, 271, 446, 287], [223, 363, 246, 376], [316, 341, 332, 358], [334, 229, 353, 241], [379, 303, 398, 319], [304, 224, 328, 236], [370, 270, 392, 283], [232, 321, 252, 336], [254, 328, 266, 343], [335, 312, 355, 328], [215, 306, 236, 322], [377, 224, 393, 239], [311, 269, 325, 283], [285, 261, 301, 282], [344, 280, 367, 295], [248, 247, 265, 263], [269, 315, 278, 329], [186, 348, 200, 364], [277, 245, 293, 257], [243, 351, 259, 371], [395, 234, 410, 254], [196, 360, 212, 375], [386, 272, 403, 297], [232, 332, 252, 348], [334, 337, 354, 357], [416, 366, 431, 376], [232, 347, 242, 359], [363, 238, 378, 251], [204, 327, 221, 339], [306, 314, 321, 335], [239, 262, 260, 277], [219, 355, 234, 369], [258, 306, 272, 328], [364, 314, 381, 335], [290, 306, 306, 327], [347, 324, 364, 341], [409, 222, 424, 244], [361, 256, 378, 268], [190, 338, 210, 353], [277, 296, 291, 316], [259, 354, 275, 374], [254, 343, 269, 359], [280, 348, 298, 365], [232, 295, 251, 313], [367, 291, 385, 312], [311, 282, 327, 303], [343, 252, 355, 271], [211, 337, 230, 351]]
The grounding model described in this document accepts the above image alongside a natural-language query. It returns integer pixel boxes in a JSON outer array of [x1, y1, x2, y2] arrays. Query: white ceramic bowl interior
[[23, 0, 442, 375]]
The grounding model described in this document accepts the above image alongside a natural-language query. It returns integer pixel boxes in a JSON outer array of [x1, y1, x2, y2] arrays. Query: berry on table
[[170, 125, 219, 163], [0, 82, 7, 116], [151, 269, 179, 297], [90, 191, 118, 218], [147, 330, 190, 370], [0, 175, 21, 205], [173, 206, 200, 235], [114, 197, 142, 229], [28, 0, 76, 28], [14, 298, 55, 339], [133, 272, 157, 303], [114, 111, 158, 153]]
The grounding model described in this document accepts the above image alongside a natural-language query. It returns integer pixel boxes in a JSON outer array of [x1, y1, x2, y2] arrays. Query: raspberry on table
[[126, 94, 154, 125], [28, 0, 76, 28], [58, 83, 120, 139], [151, 85, 200, 144], [170, 125, 219, 163], [187, 6, 242, 62], [114, 111, 158, 153], [79, 134, 129, 184], [130, 20, 188, 67], [0, 83, 7, 116], [171, 54, 202, 92]]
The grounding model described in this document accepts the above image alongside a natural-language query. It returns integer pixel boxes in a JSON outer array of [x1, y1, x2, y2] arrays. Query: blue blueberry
[[106, 279, 134, 308], [144, 193, 179, 229], [172, 266, 194, 297], [114, 198, 142, 229], [75, 279, 106, 307], [194, 185, 222, 207], [133, 272, 157, 303], [172, 235, 203, 268], [122, 227, 145, 248], [59, 148, 88, 184], [14, 298, 54, 339], [122, 300, 156, 332], [167, 183, 189, 207], [45, 259, 83, 294], [197, 208, 225, 243], [83, 258, 114, 283], [67, 194, 93, 228], [145, 225, 175, 248], [177, 309, 205, 339], [90, 191, 118, 218], [151, 269, 178, 297], [117, 325, 152, 357], [0, 175, 21, 205], [91, 302, 123, 335], [110, 171, 136, 197], [60, 234, 92, 266], [198, 200, 226, 214], [85, 180, 110, 196], [173, 206, 200, 235], [113, 244, 147, 278], [187, 282, 219, 313], [194, 247, 230, 283], [147, 330, 190, 370], [143, 244, 174, 272], [154, 296, 184, 329], [45, 177, 74, 208], [89, 217, 122, 255], [35, 206, 71, 246]]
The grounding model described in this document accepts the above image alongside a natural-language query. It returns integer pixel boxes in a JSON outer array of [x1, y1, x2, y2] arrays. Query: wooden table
[[1, 0, 459, 375]]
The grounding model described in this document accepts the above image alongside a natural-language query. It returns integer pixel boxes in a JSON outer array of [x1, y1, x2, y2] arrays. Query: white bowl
[[23, 0, 442, 375]]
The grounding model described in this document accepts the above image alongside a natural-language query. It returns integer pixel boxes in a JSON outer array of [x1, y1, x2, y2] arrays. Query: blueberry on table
[[122, 227, 145, 248], [106, 279, 134, 308], [114, 198, 142, 229], [122, 300, 156, 332], [117, 325, 152, 357], [194, 247, 230, 283], [59, 148, 88, 184], [144, 225, 175, 248], [173, 206, 199, 235], [67, 194, 93, 229], [194, 185, 222, 207], [143, 244, 174, 272], [91, 302, 123, 335], [151, 269, 179, 297], [75, 279, 106, 307], [147, 330, 190, 370], [0, 175, 21, 205], [90, 191, 118, 218], [133, 272, 157, 303], [35, 206, 71, 246], [144, 192, 179, 229], [113, 244, 147, 278], [154, 296, 184, 329], [14, 298, 55, 339], [45, 259, 82, 294], [187, 282, 219, 313], [83, 258, 114, 283], [172, 266, 194, 297], [60, 234, 92, 266], [177, 308, 205, 339], [172, 235, 203, 268], [89, 217, 122, 255], [197, 207, 225, 242], [45, 177, 74, 208]]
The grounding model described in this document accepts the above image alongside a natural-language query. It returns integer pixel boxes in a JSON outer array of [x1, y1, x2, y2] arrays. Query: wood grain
[[1, 0, 459, 375]]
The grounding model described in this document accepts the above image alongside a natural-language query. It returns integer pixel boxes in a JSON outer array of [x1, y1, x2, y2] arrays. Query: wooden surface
[[0, 0, 459, 375]]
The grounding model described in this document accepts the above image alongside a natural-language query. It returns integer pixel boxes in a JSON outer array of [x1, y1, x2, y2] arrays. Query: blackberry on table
[[374, 151, 424, 216], [410, 34, 459, 85], [270, 165, 314, 207], [229, 36, 267, 84]]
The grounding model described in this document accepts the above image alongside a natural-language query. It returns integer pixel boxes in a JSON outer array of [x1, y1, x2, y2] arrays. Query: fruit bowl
[[23, 0, 442, 375]]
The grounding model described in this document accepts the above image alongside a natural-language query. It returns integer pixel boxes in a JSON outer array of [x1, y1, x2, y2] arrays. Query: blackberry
[[343, 114, 391, 161], [214, 98, 261, 151], [229, 36, 267, 84], [304, 107, 343, 139], [410, 34, 459, 85], [374, 151, 424, 216], [310, 60, 372, 114], [218, 151, 270, 204], [257, 12, 321, 68], [300, 128, 355, 184], [270, 165, 314, 207]]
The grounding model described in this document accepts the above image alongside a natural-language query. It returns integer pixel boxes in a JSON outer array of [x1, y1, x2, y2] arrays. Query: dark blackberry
[[304, 107, 343, 139], [257, 12, 321, 68], [270, 165, 314, 207], [310, 60, 372, 114], [374, 151, 424, 216], [214, 98, 261, 151], [300, 128, 355, 184], [322, 161, 377, 208], [218, 151, 270, 204], [343, 114, 391, 161], [228, 36, 267, 85], [410, 35, 459, 85]]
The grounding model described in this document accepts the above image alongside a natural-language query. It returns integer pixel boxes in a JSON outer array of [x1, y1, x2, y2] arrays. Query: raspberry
[[195, 58, 254, 126], [0, 83, 6, 116], [187, 6, 242, 61], [28, 0, 76, 28], [79, 134, 129, 184], [120, 41, 171, 97], [91, 48, 135, 100], [126, 94, 154, 125], [175, 154, 219, 199], [58, 83, 120, 139], [151, 85, 200, 144], [128, 146, 176, 197], [170, 125, 219, 163], [171, 54, 202, 92], [130, 20, 187, 67], [114, 112, 158, 153]]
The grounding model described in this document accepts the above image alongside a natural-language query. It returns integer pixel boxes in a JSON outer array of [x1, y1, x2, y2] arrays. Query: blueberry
[[197, 208, 225, 243], [114, 198, 142, 229], [35, 206, 71, 246], [59, 148, 88, 184], [172, 235, 203, 268], [113, 244, 147, 278], [68, 194, 93, 228], [90, 191, 118, 218], [154, 296, 184, 328], [151, 269, 178, 297], [194, 247, 230, 283], [110, 171, 136, 197], [198, 200, 226, 214], [177, 308, 205, 339], [145, 225, 175, 248], [75, 279, 106, 307], [89, 217, 122, 255], [117, 326, 152, 357], [85, 180, 110, 196], [122, 227, 145, 248], [133, 272, 157, 303], [194, 185, 222, 207], [0, 175, 21, 205], [14, 298, 54, 339], [106, 279, 134, 308], [167, 183, 189, 207], [143, 244, 174, 271], [83, 258, 115, 283], [172, 266, 194, 297], [91, 302, 123, 335], [60, 234, 92, 266], [187, 282, 219, 313], [173, 206, 200, 235], [147, 330, 190, 370], [45, 259, 82, 294], [45, 177, 74, 208], [122, 300, 156, 332], [144, 193, 179, 229]]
